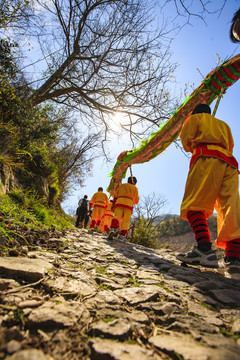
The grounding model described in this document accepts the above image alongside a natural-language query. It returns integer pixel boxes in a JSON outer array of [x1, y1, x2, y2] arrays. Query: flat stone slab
[[27, 301, 89, 329], [0, 257, 53, 281], [45, 276, 97, 296], [5, 349, 53, 360], [149, 334, 240, 360], [114, 285, 160, 305], [90, 319, 131, 340], [210, 289, 240, 306], [85, 290, 122, 309], [89, 338, 159, 360]]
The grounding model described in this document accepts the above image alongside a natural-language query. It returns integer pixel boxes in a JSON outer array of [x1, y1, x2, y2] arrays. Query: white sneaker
[[118, 235, 127, 243], [219, 256, 240, 280], [176, 246, 218, 268], [107, 229, 119, 240]]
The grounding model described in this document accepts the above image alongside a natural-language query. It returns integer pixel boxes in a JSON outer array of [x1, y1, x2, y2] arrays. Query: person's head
[[230, 8, 240, 43], [128, 176, 137, 185], [84, 195, 88, 199], [98, 187, 103, 191], [192, 104, 211, 115], [110, 199, 113, 203]]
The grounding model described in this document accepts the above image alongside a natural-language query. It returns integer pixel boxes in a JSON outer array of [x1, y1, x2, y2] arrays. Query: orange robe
[[101, 202, 114, 232], [111, 183, 139, 232], [90, 191, 109, 228]]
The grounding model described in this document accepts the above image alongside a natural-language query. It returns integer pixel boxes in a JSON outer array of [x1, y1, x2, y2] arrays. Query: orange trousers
[[111, 207, 132, 231], [90, 206, 105, 227]]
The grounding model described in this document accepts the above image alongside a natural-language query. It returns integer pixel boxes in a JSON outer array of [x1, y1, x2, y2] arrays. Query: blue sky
[[62, 1, 240, 216]]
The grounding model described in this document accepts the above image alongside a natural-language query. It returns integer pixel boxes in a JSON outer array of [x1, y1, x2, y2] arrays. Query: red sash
[[190, 145, 239, 173]]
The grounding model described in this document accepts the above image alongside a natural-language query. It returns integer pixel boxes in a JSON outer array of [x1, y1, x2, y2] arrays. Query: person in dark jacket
[[76, 195, 90, 228]]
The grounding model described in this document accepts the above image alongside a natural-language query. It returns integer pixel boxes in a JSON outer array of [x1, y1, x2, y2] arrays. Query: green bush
[[131, 218, 158, 248], [158, 217, 191, 236], [8, 188, 26, 206]]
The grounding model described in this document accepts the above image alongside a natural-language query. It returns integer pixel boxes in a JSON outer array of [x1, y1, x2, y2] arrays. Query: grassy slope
[[0, 190, 74, 254]]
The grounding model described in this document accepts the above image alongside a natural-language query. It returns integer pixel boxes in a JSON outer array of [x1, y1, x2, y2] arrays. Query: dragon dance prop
[[107, 53, 240, 196]]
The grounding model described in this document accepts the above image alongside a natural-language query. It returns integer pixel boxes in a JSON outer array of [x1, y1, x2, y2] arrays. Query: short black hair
[[230, 8, 240, 43], [192, 104, 211, 115], [84, 195, 88, 199], [128, 176, 137, 184], [98, 187, 103, 191]]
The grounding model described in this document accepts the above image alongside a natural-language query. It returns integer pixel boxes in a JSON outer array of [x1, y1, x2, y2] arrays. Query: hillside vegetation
[[0, 39, 96, 207], [131, 214, 218, 251], [0, 190, 74, 256]]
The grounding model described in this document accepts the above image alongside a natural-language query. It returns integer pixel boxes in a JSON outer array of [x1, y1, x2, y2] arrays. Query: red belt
[[115, 204, 133, 211], [190, 145, 239, 172], [94, 204, 105, 209]]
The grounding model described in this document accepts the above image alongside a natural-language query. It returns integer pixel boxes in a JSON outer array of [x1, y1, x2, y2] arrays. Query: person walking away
[[84, 209, 92, 229], [176, 103, 240, 279], [101, 200, 114, 234], [108, 176, 139, 242], [89, 187, 109, 231], [76, 195, 90, 228]]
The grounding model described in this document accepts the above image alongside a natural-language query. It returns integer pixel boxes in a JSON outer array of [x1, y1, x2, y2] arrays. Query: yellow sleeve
[[227, 126, 234, 153], [180, 116, 198, 153], [105, 194, 109, 206], [90, 193, 96, 206], [132, 187, 139, 205]]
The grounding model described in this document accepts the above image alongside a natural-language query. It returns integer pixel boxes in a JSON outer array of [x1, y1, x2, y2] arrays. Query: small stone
[[5, 349, 51, 360], [8, 249, 20, 257], [90, 319, 131, 340], [232, 319, 240, 333], [18, 300, 43, 309], [0, 279, 10, 290], [6, 340, 21, 354]]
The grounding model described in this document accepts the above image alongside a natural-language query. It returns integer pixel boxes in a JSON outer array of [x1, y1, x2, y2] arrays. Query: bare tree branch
[[20, 0, 178, 144], [134, 192, 168, 228]]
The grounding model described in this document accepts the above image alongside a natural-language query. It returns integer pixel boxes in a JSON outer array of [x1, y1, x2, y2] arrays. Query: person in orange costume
[[100, 200, 114, 233], [108, 176, 139, 241], [176, 103, 240, 279], [89, 187, 109, 230]]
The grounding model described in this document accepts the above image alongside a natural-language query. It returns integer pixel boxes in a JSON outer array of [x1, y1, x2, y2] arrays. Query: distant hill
[[131, 213, 217, 252]]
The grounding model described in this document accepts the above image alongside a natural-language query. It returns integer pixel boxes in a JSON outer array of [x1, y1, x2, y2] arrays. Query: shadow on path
[[103, 235, 240, 310]]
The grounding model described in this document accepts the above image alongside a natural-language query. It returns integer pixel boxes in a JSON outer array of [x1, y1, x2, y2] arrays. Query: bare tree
[[55, 131, 101, 198], [13, 0, 177, 144], [134, 192, 168, 228], [160, 0, 227, 27]]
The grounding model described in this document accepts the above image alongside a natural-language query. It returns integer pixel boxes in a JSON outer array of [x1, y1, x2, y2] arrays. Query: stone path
[[0, 228, 240, 359]]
